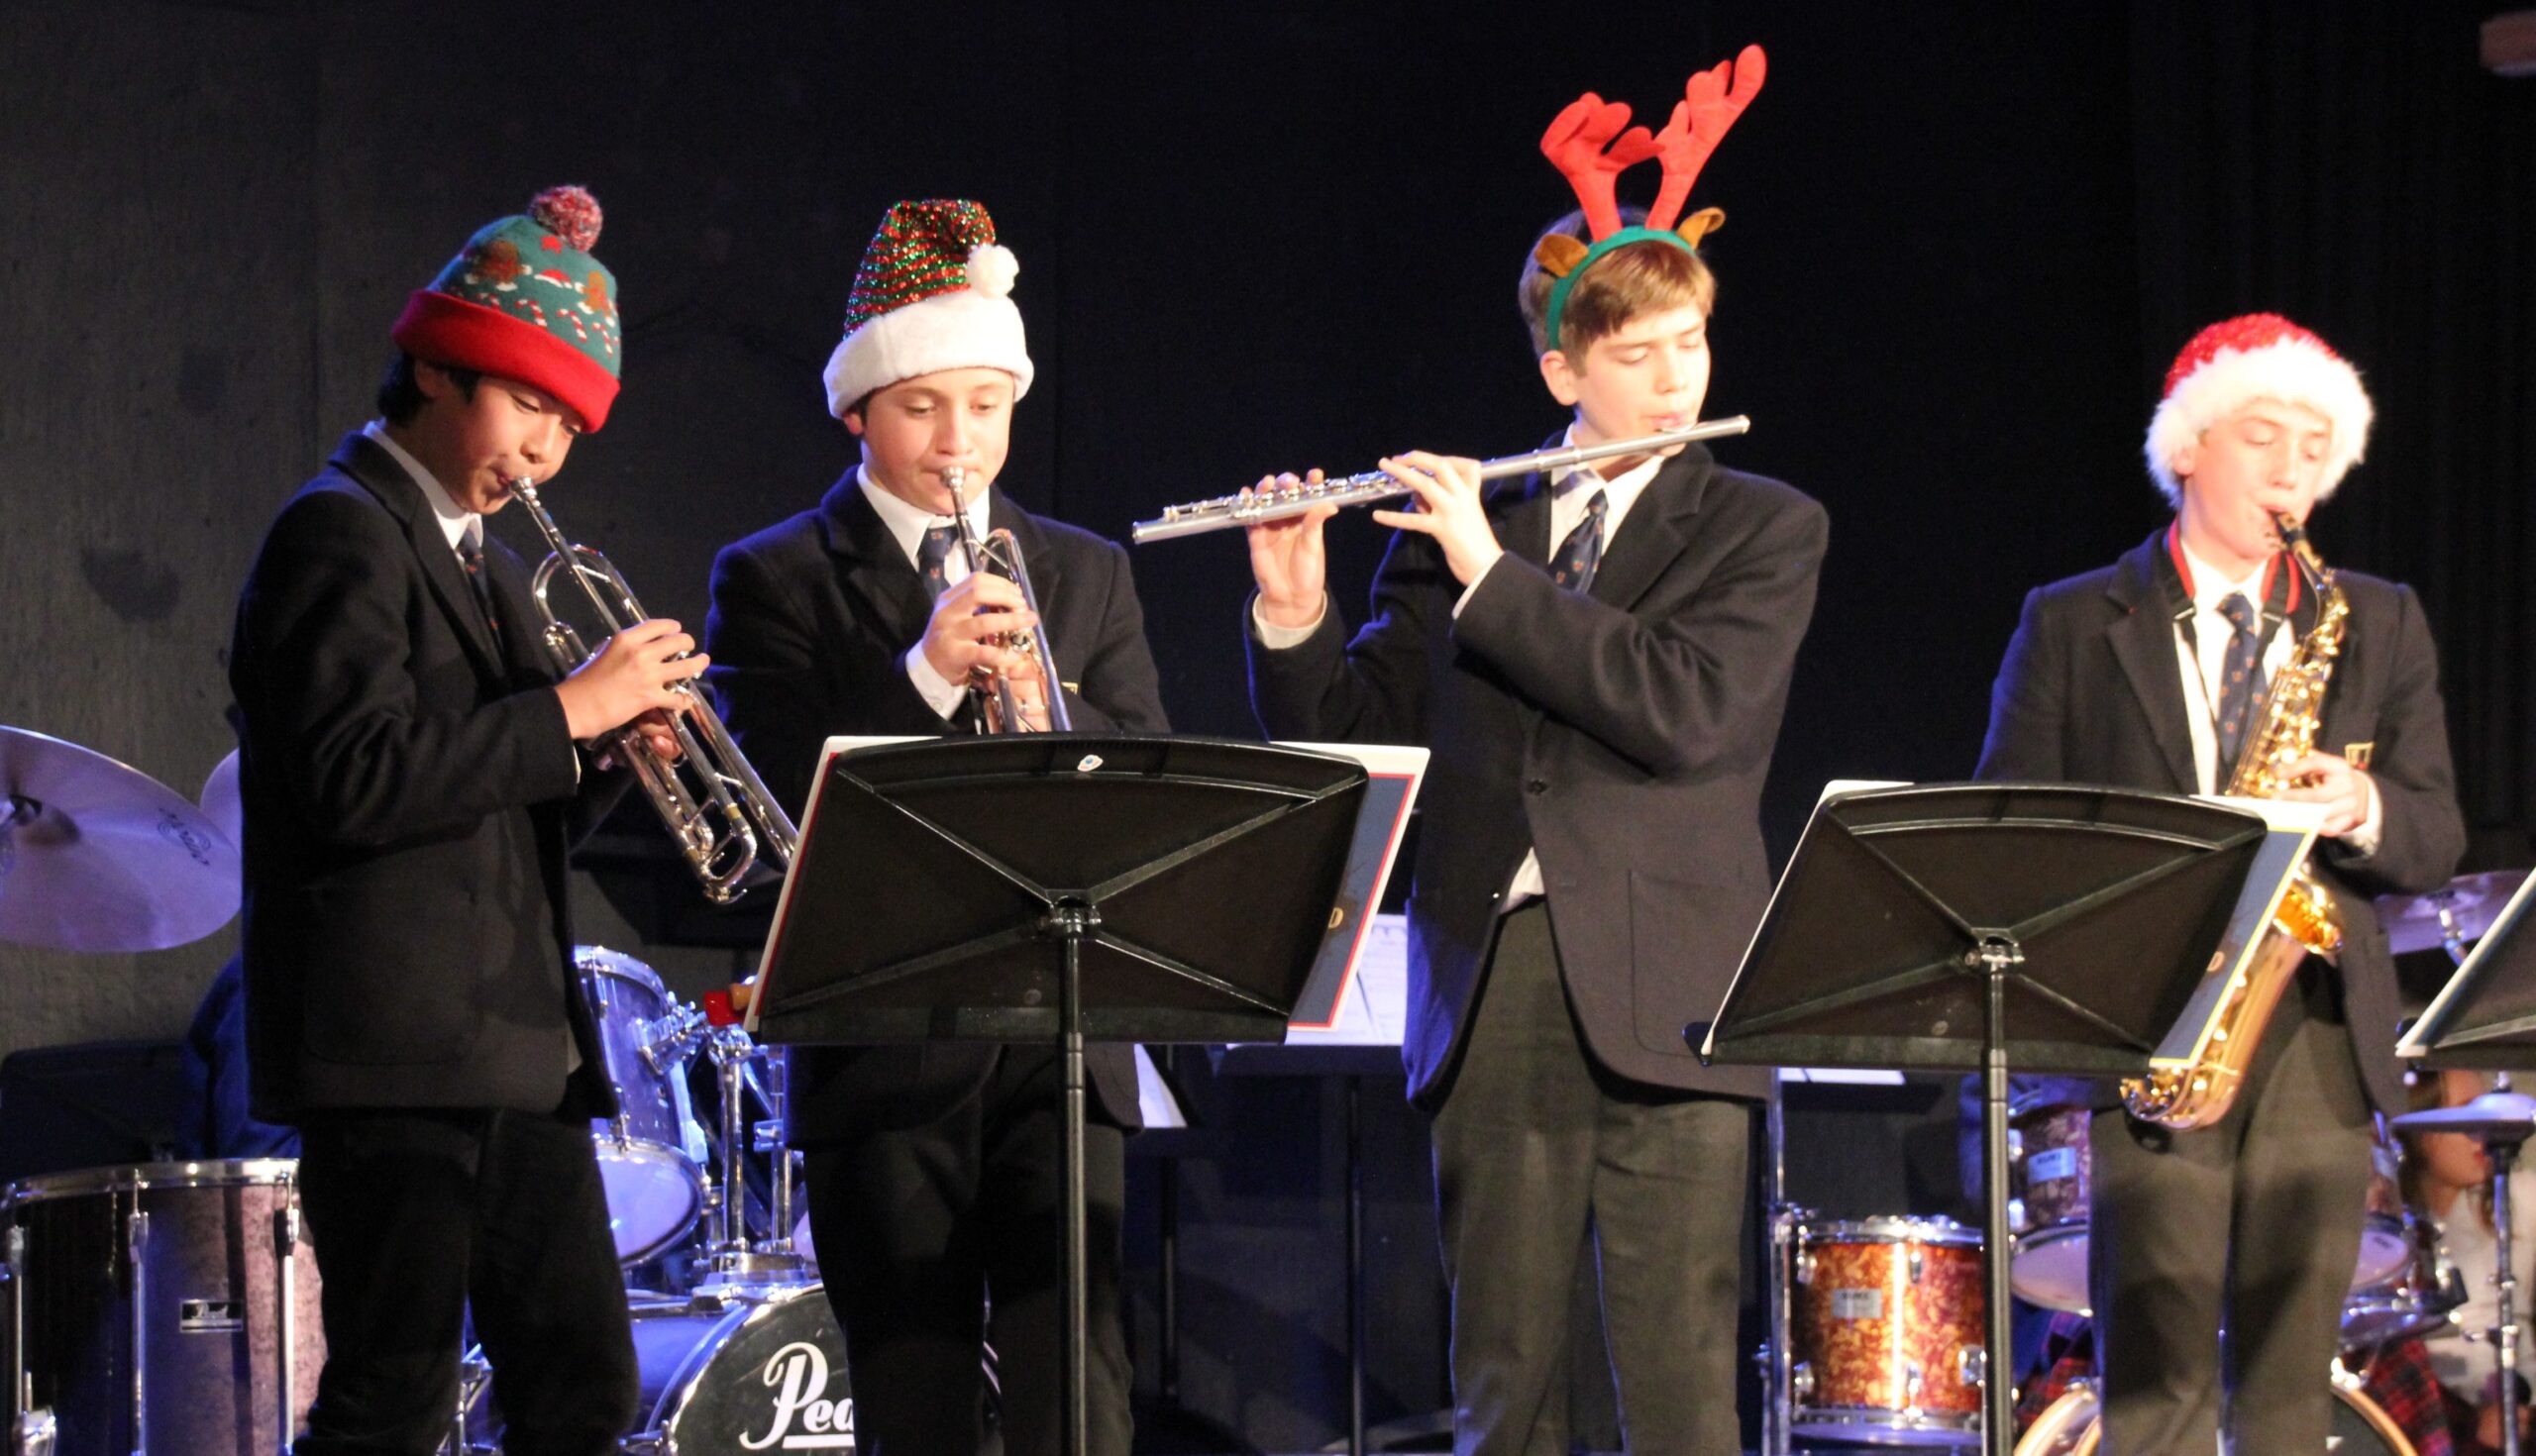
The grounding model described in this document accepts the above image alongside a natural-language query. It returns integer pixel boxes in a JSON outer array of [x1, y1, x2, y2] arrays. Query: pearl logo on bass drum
[[744, 1340, 856, 1451]]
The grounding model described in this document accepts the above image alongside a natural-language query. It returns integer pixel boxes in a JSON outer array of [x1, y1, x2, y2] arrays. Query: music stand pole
[[1055, 906, 1092, 1456], [1974, 938, 2021, 1456]]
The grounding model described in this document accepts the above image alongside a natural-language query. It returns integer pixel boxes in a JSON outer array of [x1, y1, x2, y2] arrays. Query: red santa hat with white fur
[[822, 199, 1031, 418], [2144, 313, 2374, 505]]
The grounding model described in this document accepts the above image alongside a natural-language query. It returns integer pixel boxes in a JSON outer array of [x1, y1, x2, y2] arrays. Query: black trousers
[[1429, 902, 1752, 1456], [802, 1044, 1132, 1456], [292, 1106, 637, 1456], [2090, 964, 2377, 1455]]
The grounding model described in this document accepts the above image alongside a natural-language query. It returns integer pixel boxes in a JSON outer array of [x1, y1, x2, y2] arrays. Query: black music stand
[[747, 734, 1367, 1456], [2398, 870, 2536, 1456], [1698, 781, 2313, 1456]]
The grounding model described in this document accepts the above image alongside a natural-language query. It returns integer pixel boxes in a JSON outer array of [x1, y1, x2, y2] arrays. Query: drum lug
[[1791, 1362, 1814, 1401], [1793, 1246, 1814, 1285], [10, 1406, 56, 1456], [1903, 1359, 1924, 1408], [1958, 1344, 1987, 1391], [1908, 1246, 1924, 1284], [2007, 1125, 2024, 1161]]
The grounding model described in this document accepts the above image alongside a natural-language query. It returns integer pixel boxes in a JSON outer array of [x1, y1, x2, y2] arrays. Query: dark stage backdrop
[[3, 2, 2529, 1448]]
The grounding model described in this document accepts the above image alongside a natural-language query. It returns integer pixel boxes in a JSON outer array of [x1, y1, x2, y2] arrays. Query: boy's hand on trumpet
[[556, 618, 705, 742], [920, 571, 1039, 686]]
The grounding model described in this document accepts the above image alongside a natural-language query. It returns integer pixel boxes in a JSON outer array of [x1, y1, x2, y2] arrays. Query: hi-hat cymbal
[[0, 727, 241, 952], [2390, 1091, 2536, 1139], [2379, 869, 2532, 956]]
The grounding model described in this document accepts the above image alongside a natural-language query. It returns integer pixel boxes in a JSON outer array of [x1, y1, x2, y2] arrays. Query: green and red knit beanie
[[390, 185, 623, 431], [822, 199, 1032, 418]]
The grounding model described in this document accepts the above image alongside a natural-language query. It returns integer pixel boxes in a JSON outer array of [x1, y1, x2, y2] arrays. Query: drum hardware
[[2378, 869, 2531, 961], [691, 995, 809, 1294], [1129, 415, 1753, 543]]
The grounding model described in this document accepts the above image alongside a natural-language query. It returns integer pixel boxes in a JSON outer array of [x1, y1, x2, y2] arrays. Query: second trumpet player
[[702, 198, 1165, 1456]]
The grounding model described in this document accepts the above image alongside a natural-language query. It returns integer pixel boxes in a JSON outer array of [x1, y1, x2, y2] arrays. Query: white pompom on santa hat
[[822, 198, 1032, 419], [2144, 312, 2374, 505]]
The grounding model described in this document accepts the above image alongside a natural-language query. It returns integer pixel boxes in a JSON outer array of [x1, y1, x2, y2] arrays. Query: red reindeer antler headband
[[1537, 46, 1765, 352]]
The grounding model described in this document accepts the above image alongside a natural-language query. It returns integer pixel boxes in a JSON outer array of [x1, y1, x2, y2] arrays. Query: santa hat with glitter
[[823, 199, 1031, 418], [390, 186, 624, 432], [2144, 313, 2374, 505]]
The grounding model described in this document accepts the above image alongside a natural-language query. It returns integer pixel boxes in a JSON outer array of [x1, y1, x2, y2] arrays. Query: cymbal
[[2379, 869, 2532, 956], [2390, 1091, 2536, 1139], [0, 727, 241, 952], [200, 749, 242, 850]]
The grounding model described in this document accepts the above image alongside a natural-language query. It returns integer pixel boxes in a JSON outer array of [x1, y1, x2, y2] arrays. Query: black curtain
[[2128, 0, 2536, 840]]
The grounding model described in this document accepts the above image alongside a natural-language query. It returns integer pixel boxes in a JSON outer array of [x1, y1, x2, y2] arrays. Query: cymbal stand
[[2489, 1127, 2528, 1456]]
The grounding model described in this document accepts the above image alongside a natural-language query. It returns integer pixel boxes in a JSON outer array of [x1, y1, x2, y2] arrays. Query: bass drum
[[461, 1286, 854, 1455], [2011, 1376, 2416, 1456]]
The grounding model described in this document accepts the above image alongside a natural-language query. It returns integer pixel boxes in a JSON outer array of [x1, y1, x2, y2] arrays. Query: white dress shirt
[[1251, 425, 1669, 910], [859, 467, 995, 721]]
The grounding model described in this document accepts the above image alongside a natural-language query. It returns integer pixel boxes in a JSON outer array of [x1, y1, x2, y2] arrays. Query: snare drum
[[580, 947, 709, 1265], [5, 1160, 324, 1456], [1790, 1215, 1987, 1447]]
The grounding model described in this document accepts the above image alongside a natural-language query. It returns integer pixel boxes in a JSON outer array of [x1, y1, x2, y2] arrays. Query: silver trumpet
[[941, 466, 1071, 733], [507, 477, 799, 902], [1130, 415, 1752, 544]]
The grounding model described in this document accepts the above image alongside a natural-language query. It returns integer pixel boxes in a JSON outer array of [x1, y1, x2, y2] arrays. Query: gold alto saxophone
[[2120, 513, 2350, 1129]]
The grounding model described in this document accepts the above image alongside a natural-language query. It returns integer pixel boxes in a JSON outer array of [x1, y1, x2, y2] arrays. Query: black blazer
[[704, 473, 1169, 1138], [228, 432, 623, 1122], [1974, 528, 2467, 1115], [1248, 442, 1829, 1107]]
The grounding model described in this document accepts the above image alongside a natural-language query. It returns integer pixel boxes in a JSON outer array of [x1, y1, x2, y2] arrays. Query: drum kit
[[0, 726, 852, 1456], [1757, 867, 2535, 1455]]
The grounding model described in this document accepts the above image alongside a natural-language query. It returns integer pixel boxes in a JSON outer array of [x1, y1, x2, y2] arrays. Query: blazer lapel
[[1588, 444, 1714, 611], [817, 472, 937, 651], [335, 434, 506, 678], [2103, 532, 2199, 794]]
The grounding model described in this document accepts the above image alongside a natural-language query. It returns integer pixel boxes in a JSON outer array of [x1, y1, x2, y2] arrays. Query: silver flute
[[1129, 415, 1751, 544]]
